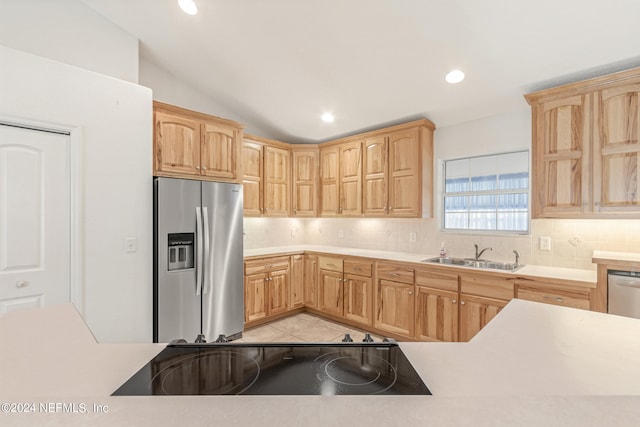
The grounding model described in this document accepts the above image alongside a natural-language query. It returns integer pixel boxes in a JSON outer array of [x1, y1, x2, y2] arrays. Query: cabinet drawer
[[415, 269, 458, 292], [460, 273, 514, 300], [319, 256, 343, 272], [377, 263, 414, 284], [344, 259, 372, 277], [517, 286, 590, 310], [245, 257, 290, 275]]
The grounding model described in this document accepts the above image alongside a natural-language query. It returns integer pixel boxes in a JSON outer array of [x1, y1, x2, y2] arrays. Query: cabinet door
[[458, 294, 507, 342], [242, 141, 263, 216], [290, 255, 305, 309], [263, 145, 290, 216], [268, 268, 289, 316], [388, 128, 421, 217], [244, 273, 267, 323], [201, 122, 240, 181], [593, 83, 640, 212], [292, 149, 318, 216], [533, 95, 591, 217], [319, 269, 343, 316], [339, 141, 362, 216], [320, 146, 340, 216], [375, 279, 415, 338], [303, 255, 318, 308], [363, 135, 388, 216], [343, 274, 372, 326], [415, 286, 458, 342], [154, 111, 201, 176]]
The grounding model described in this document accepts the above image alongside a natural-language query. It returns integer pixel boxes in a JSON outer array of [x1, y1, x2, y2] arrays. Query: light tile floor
[[235, 313, 383, 343]]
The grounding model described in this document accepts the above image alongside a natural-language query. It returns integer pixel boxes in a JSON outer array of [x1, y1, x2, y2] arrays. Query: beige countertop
[[593, 250, 640, 266], [245, 245, 598, 286], [2, 301, 640, 425]]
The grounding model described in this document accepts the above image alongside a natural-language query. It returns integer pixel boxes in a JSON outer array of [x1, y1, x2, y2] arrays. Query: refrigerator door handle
[[195, 207, 204, 296], [202, 206, 211, 295]]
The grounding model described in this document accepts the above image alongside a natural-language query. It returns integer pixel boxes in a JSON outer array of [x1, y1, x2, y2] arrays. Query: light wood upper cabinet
[[292, 147, 319, 216], [593, 82, 640, 212], [242, 136, 290, 217], [154, 110, 201, 176], [363, 128, 423, 217], [319, 141, 363, 216], [241, 141, 263, 216], [526, 67, 640, 218], [153, 101, 243, 182]]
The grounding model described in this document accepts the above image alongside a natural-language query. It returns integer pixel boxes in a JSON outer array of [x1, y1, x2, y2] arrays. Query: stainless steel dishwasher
[[608, 270, 640, 319]]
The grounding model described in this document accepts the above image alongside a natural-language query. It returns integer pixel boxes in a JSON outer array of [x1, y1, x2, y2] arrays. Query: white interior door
[[0, 124, 70, 313]]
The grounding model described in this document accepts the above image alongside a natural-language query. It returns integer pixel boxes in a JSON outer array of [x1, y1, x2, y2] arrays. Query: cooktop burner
[[113, 342, 431, 396]]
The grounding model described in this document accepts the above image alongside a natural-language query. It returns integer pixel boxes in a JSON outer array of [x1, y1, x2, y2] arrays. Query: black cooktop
[[112, 342, 431, 396]]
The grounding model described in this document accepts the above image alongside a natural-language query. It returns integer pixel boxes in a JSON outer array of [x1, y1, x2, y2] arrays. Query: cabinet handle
[[16, 281, 29, 288], [452, 299, 457, 304], [460, 301, 466, 305], [408, 291, 413, 295], [196, 166, 200, 170], [390, 273, 399, 277], [202, 167, 207, 171], [543, 296, 564, 302]]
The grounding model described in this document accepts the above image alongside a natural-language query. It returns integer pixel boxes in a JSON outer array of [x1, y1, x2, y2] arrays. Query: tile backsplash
[[243, 217, 640, 271]]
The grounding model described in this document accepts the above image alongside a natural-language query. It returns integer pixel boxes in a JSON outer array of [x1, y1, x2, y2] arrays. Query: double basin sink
[[422, 257, 523, 272]]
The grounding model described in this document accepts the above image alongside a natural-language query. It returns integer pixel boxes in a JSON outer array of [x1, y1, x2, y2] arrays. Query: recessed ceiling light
[[178, 0, 198, 15], [445, 70, 465, 84], [321, 113, 335, 123]]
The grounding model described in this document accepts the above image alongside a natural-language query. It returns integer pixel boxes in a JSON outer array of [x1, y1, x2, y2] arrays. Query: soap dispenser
[[439, 242, 447, 258]]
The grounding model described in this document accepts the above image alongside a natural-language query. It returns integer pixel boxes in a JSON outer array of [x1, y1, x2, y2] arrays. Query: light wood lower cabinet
[[458, 294, 508, 342], [244, 256, 290, 326], [303, 254, 318, 309], [415, 286, 459, 342], [317, 256, 373, 327], [516, 283, 590, 310], [290, 255, 305, 309], [375, 279, 415, 338]]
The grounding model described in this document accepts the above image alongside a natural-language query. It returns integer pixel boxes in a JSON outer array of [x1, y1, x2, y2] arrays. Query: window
[[443, 151, 529, 233]]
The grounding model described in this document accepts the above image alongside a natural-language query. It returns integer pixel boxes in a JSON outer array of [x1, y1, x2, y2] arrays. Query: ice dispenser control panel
[[167, 233, 195, 271]]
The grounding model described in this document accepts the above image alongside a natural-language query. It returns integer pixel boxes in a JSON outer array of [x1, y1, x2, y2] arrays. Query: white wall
[[0, 0, 139, 83], [139, 57, 273, 136], [0, 46, 153, 342]]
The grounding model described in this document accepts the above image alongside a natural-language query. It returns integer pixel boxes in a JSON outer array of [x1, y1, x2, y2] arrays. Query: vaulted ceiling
[[83, 0, 640, 143]]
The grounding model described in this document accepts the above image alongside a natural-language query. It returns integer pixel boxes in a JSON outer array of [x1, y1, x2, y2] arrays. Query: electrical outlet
[[539, 236, 551, 251], [338, 229, 344, 239], [409, 232, 417, 242], [125, 237, 137, 253]]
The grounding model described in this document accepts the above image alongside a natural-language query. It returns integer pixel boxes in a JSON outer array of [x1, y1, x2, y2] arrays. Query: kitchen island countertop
[[1, 300, 639, 426]]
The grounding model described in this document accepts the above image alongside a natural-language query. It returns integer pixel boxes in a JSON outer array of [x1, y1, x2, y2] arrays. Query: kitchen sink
[[421, 257, 524, 272]]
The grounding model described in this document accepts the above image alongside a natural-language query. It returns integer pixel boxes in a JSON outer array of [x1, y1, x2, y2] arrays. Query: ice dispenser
[[167, 233, 195, 271]]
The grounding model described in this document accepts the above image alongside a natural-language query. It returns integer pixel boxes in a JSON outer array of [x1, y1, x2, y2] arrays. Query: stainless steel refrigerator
[[153, 177, 244, 343]]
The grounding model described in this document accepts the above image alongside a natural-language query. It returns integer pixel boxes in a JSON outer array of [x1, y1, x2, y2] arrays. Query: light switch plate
[[409, 232, 417, 242], [125, 237, 137, 253]]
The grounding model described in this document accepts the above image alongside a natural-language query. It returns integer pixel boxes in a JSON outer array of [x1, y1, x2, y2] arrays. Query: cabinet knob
[[202, 167, 207, 171], [452, 299, 457, 304], [16, 281, 29, 288], [408, 291, 413, 295], [195, 166, 200, 170], [460, 301, 465, 305]]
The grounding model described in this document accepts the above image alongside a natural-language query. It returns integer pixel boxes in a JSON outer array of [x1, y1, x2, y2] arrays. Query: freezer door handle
[[195, 207, 204, 296], [202, 206, 211, 295]]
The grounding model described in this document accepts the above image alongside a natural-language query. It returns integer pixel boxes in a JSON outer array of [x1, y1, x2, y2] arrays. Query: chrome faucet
[[474, 244, 492, 260], [513, 250, 520, 266]]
